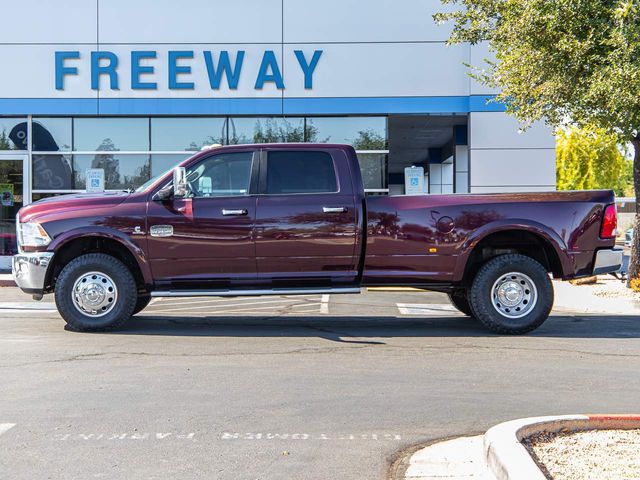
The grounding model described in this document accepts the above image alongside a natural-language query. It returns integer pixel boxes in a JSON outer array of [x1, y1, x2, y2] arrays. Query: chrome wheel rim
[[72, 271, 118, 317], [491, 272, 537, 319]]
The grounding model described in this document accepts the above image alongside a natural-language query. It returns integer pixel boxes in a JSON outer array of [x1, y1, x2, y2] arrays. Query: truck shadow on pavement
[[97, 314, 640, 342]]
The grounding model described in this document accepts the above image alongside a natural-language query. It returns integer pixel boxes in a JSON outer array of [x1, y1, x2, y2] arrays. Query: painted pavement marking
[[397, 303, 462, 316], [145, 295, 326, 316], [0, 302, 57, 311], [51, 430, 401, 442], [320, 294, 330, 314], [0, 424, 16, 437]]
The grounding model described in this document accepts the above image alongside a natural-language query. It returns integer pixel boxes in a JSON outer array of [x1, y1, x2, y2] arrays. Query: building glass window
[[32, 154, 73, 190], [151, 154, 192, 177], [22, 115, 394, 197], [74, 118, 150, 151], [228, 117, 305, 144], [306, 117, 387, 148], [73, 154, 151, 190], [32, 118, 72, 152], [357, 153, 387, 190], [0, 118, 28, 150], [151, 117, 227, 151]]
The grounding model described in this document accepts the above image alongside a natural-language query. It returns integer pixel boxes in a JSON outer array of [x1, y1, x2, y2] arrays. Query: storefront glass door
[[0, 155, 27, 270]]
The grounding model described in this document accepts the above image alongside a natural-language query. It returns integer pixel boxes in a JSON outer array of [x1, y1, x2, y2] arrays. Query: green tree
[[435, 0, 640, 282], [556, 126, 632, 196], [0, 129, 13, 150], [351, 129, 387, 150]]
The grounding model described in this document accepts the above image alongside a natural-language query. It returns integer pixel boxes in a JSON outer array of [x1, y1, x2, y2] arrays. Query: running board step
[[150, 287, 361, 297]]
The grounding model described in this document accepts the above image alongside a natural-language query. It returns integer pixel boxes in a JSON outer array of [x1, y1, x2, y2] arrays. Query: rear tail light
[[600, 204, 617, 239]]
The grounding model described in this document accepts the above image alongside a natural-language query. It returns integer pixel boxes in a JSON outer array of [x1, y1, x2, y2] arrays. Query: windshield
[[135, 167, 174, 193]]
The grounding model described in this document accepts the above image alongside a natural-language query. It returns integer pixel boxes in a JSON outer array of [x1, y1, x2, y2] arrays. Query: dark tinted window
[[186, 152, 253, 197], [266, 151, 337, 194]]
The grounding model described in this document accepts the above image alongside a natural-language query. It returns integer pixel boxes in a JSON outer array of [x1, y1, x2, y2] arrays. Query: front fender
[[453, 219, 571, 282], [47, 226, 153, 286]]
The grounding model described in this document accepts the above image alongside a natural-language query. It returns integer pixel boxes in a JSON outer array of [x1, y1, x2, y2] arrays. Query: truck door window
[[186, 152, 253, 197], [265, 151, 337, 194]]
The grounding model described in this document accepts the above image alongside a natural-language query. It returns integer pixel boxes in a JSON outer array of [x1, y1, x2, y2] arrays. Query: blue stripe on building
[[0, 95, 504, 116]]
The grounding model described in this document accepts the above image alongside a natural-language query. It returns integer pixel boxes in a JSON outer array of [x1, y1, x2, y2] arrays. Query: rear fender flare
[[454, 219, 571, 281]]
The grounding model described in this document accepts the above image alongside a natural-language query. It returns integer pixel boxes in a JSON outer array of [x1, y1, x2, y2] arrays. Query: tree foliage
[[434, 0, 640, 138], [556, 126, 632, 196], [0, 129, 14, 150], [350, 129, 387, 150]]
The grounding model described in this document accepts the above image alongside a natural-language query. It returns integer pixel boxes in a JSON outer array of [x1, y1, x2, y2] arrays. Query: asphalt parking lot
[[1, 287, 640, 479]]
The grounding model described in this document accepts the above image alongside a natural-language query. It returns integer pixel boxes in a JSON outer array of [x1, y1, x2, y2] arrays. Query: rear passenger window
[[265, 151, 337, 194]]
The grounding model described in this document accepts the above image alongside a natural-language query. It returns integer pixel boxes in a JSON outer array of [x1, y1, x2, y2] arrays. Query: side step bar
[[150, 287, 361, 298]]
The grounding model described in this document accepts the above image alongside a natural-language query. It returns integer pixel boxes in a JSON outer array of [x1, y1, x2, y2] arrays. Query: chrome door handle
[[322, 207, 347, 213], [222, 209, 248, 216]]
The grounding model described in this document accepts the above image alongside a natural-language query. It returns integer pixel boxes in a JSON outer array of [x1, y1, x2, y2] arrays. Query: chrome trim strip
[[322, 207, 347, 213], [222, 209, 248, 216], [150, 287, 361, 297]]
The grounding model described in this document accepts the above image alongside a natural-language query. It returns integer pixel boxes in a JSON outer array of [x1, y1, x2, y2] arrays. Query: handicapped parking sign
[[86, 168, 105, 193], [404, 166, 425, 195]]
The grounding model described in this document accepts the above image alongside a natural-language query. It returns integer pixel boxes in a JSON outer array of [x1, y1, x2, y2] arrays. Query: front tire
[[55, 253, 137, 331], [133, 295, 152, 315], [468, 254, 553, 335], [447, 292, 473, 316]]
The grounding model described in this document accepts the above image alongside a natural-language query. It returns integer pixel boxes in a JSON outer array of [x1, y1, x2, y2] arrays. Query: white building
[[0, 0, 556, 268]]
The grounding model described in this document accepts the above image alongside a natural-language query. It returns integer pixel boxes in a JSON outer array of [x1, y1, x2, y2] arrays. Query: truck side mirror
[[173, 167, 188, 198]]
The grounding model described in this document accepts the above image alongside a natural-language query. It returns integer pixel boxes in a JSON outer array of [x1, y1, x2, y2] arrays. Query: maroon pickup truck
[[13, 143, 622, 334]]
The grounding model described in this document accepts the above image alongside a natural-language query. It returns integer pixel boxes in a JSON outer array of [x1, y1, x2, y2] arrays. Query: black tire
[[133, 295, 152, 315], [447, 292, 473, 316], [54, 253, 137, 332], [468, 254, 553, 335]]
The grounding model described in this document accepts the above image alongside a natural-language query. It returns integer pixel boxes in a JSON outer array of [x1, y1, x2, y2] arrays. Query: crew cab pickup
[[13, 144, 623, 334]]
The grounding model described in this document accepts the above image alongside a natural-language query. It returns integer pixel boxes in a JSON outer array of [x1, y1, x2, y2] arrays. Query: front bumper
[[592, 247, 624, 275], [12, 252, 54, 293]]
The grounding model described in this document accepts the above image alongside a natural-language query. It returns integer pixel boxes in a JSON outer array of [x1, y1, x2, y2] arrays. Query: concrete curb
[[484, 414, 640, 480]]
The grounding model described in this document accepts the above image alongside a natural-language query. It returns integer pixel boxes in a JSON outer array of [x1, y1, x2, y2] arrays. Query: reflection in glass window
[[73, 154, 151, 190], [0, 118, 28, 150], [151, 154, 192, 177], [357, 153, 387, 190], [32, 192, 64, 201], [32, 154, 73, 190], [228, 118, 304, 144], [74, 118, 149, 151], [151, 117, 227, 151], [32, 118, 72, 151], [186, 152, 253, 197], [306, 117, 387, 148]]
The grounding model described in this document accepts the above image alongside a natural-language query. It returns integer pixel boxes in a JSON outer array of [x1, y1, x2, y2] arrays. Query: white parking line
[[290, 302, 322, 308], [151, 298, 301, 313], [215, 303, 321, 314], [150, 295, 319, 309], [0, 302, 57, 311], [0, 423, 16, 437], [397, 303, 461, 316], [320, 294, 330, 314]]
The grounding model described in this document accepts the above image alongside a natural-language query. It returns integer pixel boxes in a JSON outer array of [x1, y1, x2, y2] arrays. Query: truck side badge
[[150, 225, 174, 237], [132, 226, 144, 235]]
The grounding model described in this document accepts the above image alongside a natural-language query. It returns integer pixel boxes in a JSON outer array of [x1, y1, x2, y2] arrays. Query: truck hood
[[19, 191, 132, 223]]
